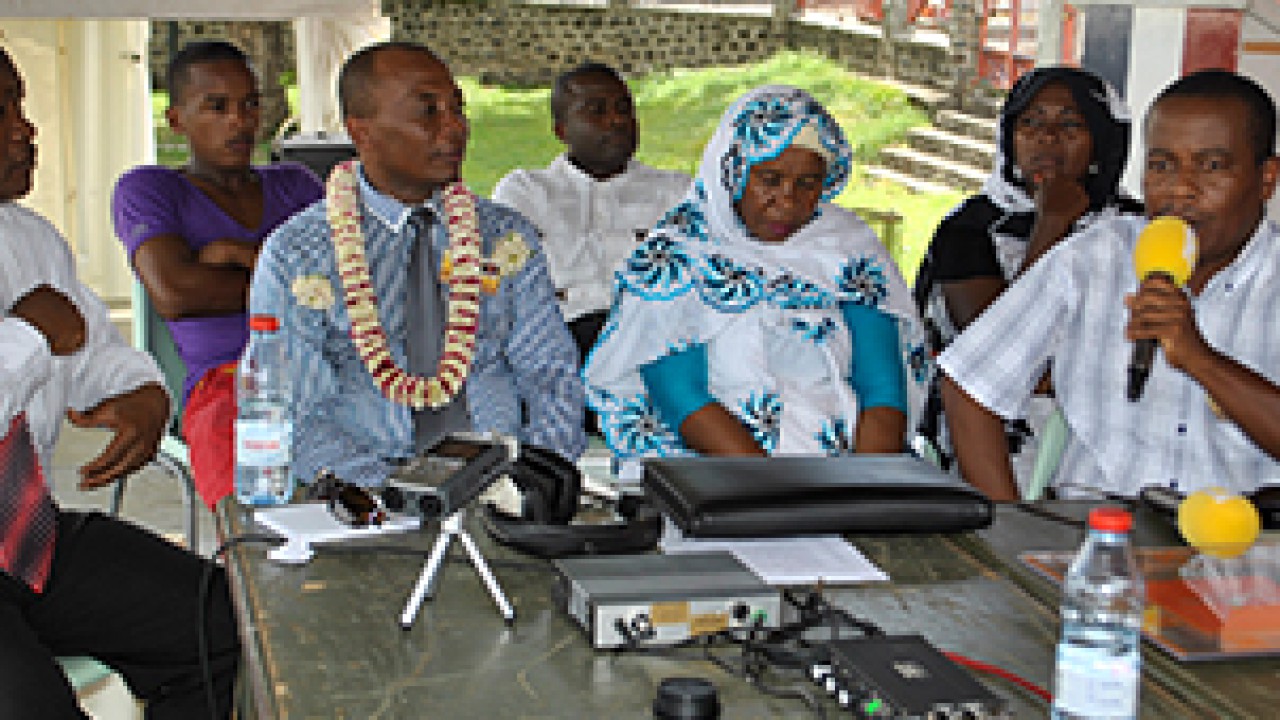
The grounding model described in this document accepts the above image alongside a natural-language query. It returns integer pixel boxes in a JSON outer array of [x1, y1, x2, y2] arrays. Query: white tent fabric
[[295, 4, 389, 134], [1, 1, 368, 20]]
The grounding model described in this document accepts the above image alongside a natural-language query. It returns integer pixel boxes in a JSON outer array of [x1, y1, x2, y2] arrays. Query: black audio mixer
[[811, 635, 1009, 719]]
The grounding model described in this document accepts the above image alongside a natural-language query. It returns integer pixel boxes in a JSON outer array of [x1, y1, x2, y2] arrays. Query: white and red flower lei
[[325, 160, 482, 409]]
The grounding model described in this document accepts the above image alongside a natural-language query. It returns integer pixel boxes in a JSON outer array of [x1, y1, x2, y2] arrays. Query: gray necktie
[[405, 207, 470, 453]]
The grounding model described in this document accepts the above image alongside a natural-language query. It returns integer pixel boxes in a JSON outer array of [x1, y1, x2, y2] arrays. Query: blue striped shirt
[[250, 168, 585, 487]]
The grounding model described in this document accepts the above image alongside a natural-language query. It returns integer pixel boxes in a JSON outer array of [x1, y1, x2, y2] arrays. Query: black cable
[[745, 674, 827, 720], [782, 588, 884, 638], [713, 622, 827, 720], [1013, 502, 1087, 529], [613, 608, 831, 719], [703, 644, 747, 677], [198, 534, 284, 720], [1012, 482, 1140, 530]]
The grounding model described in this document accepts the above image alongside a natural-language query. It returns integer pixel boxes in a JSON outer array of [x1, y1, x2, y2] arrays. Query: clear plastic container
[[234, 315, 293, 506], [1052, 507, 1144, 719]]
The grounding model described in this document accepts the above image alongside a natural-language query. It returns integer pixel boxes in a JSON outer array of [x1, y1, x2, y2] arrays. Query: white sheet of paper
[[660, 526, 888, 586], [254, 502, 421, 564]]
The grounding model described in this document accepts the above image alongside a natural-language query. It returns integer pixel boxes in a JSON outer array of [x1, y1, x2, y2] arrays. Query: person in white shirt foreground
[[492, 63, 689, 361], [940, 69, 1280, 502], [0, 47, 238, 719]]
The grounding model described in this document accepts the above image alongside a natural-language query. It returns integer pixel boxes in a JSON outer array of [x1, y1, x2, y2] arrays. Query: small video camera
[[381, 434, 516, 520]]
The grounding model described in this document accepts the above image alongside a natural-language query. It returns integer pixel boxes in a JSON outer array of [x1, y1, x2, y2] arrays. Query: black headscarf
[[990, 66, 1134, 215]]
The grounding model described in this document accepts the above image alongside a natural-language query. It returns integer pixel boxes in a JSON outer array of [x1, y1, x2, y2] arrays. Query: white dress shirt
[[493, 155, 690, 322], [0, 204, 164, 479], [940, 214, 1280, 497]]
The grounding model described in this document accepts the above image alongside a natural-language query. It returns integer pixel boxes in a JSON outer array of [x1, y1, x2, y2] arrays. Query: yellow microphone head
[[1134, 216, 1197, 286]]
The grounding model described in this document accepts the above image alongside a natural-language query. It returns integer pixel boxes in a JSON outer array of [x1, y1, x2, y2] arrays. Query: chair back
[[130, 281, 189, 435], [1024, 407, 1069, 501]]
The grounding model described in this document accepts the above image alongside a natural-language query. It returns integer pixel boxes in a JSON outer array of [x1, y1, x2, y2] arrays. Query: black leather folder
[[643, 455, 992, 538]]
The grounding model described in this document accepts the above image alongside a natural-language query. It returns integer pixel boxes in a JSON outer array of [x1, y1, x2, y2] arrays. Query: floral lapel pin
[[440, 231, 532, 294], [291, 273, 336, 311]]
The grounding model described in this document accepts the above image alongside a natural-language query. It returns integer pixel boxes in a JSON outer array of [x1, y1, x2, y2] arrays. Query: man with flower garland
[[250, 42, 586, 489]]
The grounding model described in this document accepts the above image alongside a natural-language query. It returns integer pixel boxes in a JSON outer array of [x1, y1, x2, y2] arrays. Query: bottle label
[[235, 419, 293, 467], [1053, 643, 1139, 717]]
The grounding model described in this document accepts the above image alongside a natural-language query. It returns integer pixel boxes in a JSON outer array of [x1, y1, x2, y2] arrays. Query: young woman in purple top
[[111, 41, 322, 508]]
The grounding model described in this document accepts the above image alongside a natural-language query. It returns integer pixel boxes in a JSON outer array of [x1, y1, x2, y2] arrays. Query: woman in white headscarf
[[584, 86, 929, 460]]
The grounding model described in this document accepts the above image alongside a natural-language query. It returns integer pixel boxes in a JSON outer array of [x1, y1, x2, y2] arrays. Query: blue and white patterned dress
[[584, 86, 930, 460]]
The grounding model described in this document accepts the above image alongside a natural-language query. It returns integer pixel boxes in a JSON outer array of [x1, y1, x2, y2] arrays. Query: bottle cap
[[1088, 507, 1132, 533], [249, 315, 280, 332]]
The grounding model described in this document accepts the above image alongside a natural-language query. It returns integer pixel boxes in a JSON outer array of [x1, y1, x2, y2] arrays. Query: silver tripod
[[399, 506, 515, 629]]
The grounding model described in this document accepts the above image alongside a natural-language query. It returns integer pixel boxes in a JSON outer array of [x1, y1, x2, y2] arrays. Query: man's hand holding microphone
[[1124, 216, 1202, 401]]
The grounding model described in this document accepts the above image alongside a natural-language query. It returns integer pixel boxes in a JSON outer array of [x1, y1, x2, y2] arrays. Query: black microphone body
[[1127, 338, 1158, 402], [1127, 270, 1175, 402]]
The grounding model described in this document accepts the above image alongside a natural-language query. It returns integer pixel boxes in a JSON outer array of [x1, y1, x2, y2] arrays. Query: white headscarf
[[585, 86, 929, 458]]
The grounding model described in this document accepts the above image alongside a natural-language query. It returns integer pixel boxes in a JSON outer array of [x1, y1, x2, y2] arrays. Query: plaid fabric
[[0, 414, 56, 593], [941, 216, 1280, 497]]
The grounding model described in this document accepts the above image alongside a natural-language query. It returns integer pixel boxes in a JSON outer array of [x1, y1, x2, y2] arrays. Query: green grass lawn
[[154, 52, 960, 282]]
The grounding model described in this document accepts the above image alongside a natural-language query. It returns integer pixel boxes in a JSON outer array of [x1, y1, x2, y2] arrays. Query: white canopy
[[1, 1, 368, 20]]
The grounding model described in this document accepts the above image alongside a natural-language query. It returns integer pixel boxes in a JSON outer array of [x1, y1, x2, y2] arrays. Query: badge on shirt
[[291, 274, 336, 311], [441, 231, 532, 294]]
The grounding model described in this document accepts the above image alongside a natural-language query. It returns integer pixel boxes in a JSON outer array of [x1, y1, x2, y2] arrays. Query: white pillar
[[69, 20, 154, 304], [1120, 7, 1186, 200], [293, 2, 389, 135], [0, 19, 151, 305], [1038, 0, 1064, 65], [1240, 2, 1280, 221]]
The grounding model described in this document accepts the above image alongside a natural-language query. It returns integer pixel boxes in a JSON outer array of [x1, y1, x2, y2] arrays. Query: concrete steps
[[935, 109, 998, 144], [862, 165, 957, 195], [878, 146, 988, 193], [907, 126, 996, 170], [866, 107, 1000, 195]]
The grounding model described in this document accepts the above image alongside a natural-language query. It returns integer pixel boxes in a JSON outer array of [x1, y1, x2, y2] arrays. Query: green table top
[[217, 500, 1275, 719]]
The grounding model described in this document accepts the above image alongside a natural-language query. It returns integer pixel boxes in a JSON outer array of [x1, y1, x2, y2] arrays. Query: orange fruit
[[1177, 487, 1261, 559]]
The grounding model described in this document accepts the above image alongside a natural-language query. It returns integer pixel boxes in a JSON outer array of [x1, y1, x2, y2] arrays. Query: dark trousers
[[570, 310, 609, 437], [0, 510, 239, 720]]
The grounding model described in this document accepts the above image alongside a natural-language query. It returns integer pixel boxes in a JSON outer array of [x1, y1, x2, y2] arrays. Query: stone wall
[[147, 4, 969, 102], [384, 1, 958, 94], [148, 20, 296, 90], [385, 1, 789, 86]]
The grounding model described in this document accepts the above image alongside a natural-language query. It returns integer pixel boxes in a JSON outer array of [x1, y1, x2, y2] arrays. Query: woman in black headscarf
[[913, 66, 1142, 483]]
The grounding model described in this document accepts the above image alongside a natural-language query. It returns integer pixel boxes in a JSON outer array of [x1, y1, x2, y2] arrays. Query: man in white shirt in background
[[493, 63, 690, 362]]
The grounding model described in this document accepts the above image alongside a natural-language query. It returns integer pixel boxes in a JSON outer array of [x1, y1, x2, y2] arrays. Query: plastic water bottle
[[1051, 507, 1144, 719], [235, 314, 293, 506]]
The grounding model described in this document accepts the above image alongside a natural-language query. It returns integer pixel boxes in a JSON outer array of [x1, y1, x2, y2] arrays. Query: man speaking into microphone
[[938, 69, 1280, 502]]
